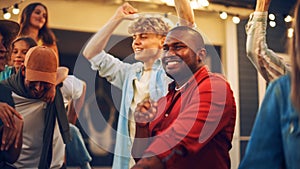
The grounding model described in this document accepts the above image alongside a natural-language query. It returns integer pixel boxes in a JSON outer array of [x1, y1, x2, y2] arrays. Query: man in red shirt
[[131, 26, 236, 169]]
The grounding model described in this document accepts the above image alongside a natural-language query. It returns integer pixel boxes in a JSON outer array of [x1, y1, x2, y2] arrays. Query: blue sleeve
[[239, 80, 284, 169]]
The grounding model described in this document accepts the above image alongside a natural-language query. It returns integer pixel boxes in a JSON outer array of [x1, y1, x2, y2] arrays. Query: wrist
[[255, 2, 270, 12], [136, 122, 149, 128]]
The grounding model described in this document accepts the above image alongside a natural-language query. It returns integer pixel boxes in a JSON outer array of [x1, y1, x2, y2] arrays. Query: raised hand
[[134, 98, 158, 127], [113, 2, 138, 21], [1, 115, 23, 150], [41, 85, 56, 103]]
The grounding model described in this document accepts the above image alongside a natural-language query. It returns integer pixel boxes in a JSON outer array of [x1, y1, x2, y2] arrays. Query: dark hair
[[290, 0, 300, 112], [19, 2, 56, 45], [12, 36, 37, 49]]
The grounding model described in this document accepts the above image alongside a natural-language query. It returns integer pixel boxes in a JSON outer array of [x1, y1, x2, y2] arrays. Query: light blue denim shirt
[[89, 50, 171, 169], [239, 74, 300, 169]]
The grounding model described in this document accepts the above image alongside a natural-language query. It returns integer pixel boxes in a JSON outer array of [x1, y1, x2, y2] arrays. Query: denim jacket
[[89, 51, 170, 169], [239, 75, 300, 169]]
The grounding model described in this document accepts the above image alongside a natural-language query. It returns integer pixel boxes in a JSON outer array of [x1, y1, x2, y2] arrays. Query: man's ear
[[197, 48, 207, 62]]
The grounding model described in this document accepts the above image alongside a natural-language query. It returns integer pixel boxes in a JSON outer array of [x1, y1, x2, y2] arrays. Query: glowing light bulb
[[2, 8, 11, 19], [288, 28, 294, 38], [219, 12, 228, 20], [269, 13, 275, 20], [284, 15, 293, 23], [12, 4, 20, 15], [232, 16, 240, 24], [269, 21, 276, 27]]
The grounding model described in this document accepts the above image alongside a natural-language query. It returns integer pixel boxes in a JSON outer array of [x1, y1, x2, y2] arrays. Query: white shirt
[[12, 92, 65, 169]]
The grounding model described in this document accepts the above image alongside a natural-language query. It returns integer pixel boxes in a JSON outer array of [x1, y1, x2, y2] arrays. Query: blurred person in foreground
[[0, 20, 23, 168], [239, 0, 300, 168]]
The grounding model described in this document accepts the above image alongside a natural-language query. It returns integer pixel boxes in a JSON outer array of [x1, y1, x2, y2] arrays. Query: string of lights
[[160, 0, 241, 24], [1, 0, 24, 20], [161, 0, 294, 25]]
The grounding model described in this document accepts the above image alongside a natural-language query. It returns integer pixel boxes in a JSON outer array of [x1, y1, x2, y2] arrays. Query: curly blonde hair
[[128, 17, 170, 36]]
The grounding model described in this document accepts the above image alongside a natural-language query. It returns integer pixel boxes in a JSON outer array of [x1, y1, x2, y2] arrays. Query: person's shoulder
[[0, 83, 11, 93], [0, 83, 13, 106], [270, 74, 290, 88]]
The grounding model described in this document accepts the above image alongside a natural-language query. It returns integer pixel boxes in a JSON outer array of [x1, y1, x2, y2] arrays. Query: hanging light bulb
[[269, 21, 276, 27], [190, 0, 200, 9], [268, 13, 275, 20], [2, 8, 11, 20], [162, 0, 175, 6], [219, 11, 228, 20], [287, 28, 294, 38], [232, 16, 240, 24], [12, 3, 20, 15], [199, 0, 209, 7], [284, 15, 293, 23]]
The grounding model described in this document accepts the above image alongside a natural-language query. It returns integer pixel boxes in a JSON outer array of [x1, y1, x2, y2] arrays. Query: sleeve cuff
[[253, 11, 268, 18], [89, 50, 106, 70]]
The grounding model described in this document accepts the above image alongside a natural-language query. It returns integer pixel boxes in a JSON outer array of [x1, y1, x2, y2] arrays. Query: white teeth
[[167, 61, 178, 66], [135, 48, 142, 51]]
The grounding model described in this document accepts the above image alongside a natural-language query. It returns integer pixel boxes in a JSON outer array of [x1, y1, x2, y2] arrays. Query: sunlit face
[[30, 5, 47, 29], [0, 33, 8, 72], [24, 80, 53, 99], [11, 40, 30, 71], [162, 30, 202, 81], [132, 33, 164, 63]]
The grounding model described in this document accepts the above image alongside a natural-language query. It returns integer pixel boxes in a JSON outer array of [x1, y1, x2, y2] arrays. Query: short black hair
[[169, 26, 205, 49]]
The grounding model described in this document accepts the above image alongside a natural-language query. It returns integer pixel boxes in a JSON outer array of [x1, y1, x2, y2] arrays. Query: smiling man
[[131, 26, 237, 169]]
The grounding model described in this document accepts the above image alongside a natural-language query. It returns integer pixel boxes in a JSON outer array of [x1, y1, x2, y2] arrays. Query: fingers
[[13, 117, 23, 148], [7, 105, 22, 120], [1, 126, 12, 151], [1, 117, 23, 150], [134, 98, 158, 124], [0, 102, 16, 127], [122, 2, 138, 15], [5, 129, 15, 150]]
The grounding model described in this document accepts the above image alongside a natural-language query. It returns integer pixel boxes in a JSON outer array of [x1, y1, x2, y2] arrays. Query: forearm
[[255, 0, 270, 12], [246, 12, 287, 82], [132, 124, 150, 162], [74, 82, 86, 115], [83, 15, 123, 60], [174, 0, 195, 26]]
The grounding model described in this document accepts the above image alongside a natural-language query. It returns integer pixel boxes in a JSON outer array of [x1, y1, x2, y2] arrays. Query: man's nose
[[164, 48, 176, 57]]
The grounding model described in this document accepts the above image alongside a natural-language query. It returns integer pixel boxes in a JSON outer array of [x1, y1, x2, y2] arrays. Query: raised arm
[[246, 0, 289, 82], [82, 3, 138, 60], [174, 0, 195, 27]]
